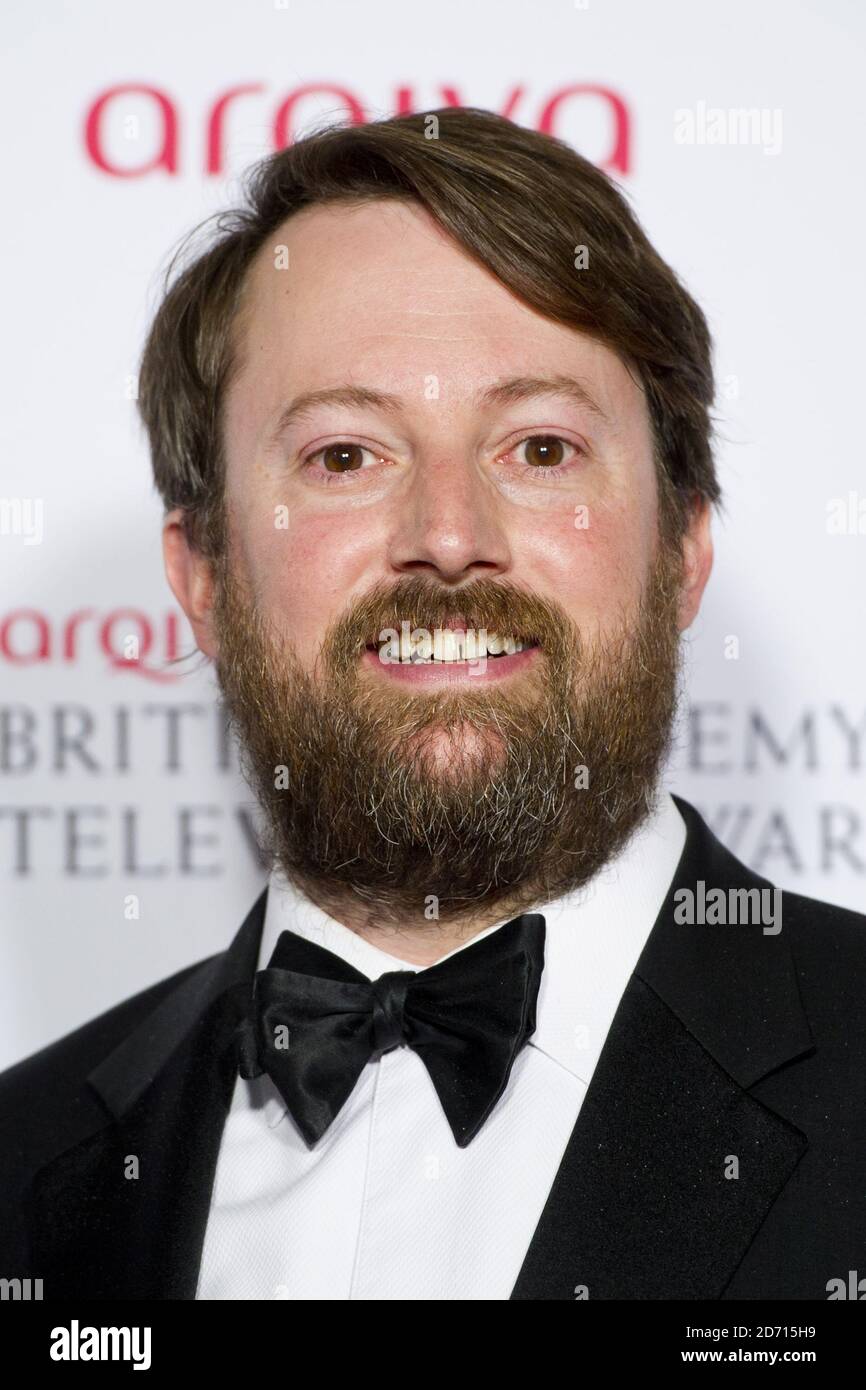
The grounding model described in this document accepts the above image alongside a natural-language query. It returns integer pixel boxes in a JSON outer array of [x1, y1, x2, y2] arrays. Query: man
[[1, 107, 864, 1301]]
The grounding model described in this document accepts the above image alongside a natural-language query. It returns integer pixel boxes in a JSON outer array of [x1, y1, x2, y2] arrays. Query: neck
[[284, 870, 549, 967]]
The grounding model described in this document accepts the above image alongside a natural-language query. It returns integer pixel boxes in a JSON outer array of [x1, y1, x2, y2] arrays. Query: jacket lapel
[[27, 886, 267, 1299], [510, 795, 815, 1299]]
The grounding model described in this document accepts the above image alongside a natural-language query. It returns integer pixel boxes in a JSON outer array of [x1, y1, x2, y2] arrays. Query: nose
[[386, 453, 512, 584]]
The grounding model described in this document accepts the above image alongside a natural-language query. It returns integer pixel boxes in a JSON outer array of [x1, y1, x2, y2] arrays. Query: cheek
[[243, 507, 383, 660], [537, 495, 656, 620]]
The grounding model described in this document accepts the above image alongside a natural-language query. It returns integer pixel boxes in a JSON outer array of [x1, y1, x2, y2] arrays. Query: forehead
[[224, 198, 650, 445]]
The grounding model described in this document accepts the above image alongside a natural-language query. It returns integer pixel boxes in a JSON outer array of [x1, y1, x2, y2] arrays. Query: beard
[[210, 535, 684, 931]]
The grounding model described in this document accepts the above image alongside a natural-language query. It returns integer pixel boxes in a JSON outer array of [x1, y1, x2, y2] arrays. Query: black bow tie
[[233, 912, 546, 1149]]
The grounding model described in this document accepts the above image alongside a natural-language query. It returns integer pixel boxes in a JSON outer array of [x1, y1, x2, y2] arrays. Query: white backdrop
[[2, 0, 864, 1069]]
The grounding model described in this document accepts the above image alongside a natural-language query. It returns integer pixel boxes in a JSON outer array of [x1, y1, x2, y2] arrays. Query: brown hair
[[137, 105, 719, 561]]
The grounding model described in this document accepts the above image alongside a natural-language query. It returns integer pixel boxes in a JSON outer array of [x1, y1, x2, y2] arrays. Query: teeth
[[378, 631, 531, 664]]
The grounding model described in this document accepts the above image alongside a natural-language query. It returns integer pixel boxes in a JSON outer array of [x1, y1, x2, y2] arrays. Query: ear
[[162, 509, 219, 659], [677, 494, 714, 631]]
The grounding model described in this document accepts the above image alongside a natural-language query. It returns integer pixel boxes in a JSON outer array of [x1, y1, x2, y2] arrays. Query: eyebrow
[[263, 373, 613, 448]]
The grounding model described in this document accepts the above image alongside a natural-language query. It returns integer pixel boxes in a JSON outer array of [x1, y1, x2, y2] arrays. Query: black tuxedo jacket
[[2, 795, 865, 1300]]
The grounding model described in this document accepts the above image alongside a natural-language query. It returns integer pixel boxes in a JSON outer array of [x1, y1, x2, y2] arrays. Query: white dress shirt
[[195, 790, 686, 1300]]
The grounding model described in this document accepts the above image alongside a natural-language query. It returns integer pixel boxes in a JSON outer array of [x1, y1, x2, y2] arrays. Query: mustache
[[323, 575, 573, 661]]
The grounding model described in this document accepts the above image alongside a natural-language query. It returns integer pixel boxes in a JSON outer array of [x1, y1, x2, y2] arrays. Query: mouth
[[361, 623, 541, 683], [364, 626, 540, 665]]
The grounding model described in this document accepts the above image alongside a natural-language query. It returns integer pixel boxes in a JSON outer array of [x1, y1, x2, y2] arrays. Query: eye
[[301, 441, 387, 483], [299, 433, 585, 486], [506, 434, 584, 476]]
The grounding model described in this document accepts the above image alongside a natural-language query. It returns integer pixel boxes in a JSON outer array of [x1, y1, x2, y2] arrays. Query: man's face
[[167, 198, 711, 928], [221, 198, 663, 678]]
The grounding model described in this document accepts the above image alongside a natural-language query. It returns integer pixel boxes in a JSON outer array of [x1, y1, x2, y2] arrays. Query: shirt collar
[[256, 790, 686, 1119]]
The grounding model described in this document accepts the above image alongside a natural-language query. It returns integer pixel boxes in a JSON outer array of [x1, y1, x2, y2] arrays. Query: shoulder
[[780, 884, 866, 941], [778, 886, 866, 1016], [0, 883, 266, 1134], [672, 794, 866, 1018], [0, 954, 217, 1114], [674, 795, 866, 953]]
